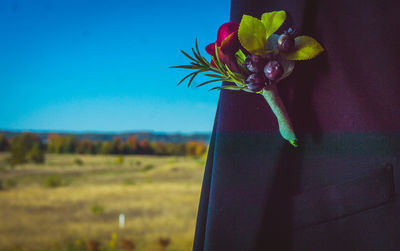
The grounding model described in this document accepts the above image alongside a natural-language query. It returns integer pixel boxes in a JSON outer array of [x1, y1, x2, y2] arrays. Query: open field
[[0, 153, 206, 251]]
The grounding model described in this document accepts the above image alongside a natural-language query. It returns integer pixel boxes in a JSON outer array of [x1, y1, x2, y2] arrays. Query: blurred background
[[0, 0, 230, 250]]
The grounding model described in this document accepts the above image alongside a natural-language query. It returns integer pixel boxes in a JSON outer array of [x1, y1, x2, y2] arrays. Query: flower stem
[[261, 85, 298, 147]]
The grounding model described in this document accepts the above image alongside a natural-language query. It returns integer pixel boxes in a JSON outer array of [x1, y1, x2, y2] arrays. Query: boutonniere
[[170, 11, 324, 147]]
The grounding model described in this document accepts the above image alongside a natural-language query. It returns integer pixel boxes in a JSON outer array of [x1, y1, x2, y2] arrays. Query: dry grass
[[0, 153, 205, 251]]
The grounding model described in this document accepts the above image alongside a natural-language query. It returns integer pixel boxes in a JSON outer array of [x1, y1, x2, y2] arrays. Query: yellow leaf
[[261, 10, 286, 40], [281, 36, 324, 60], [238, 15, 266, 56]]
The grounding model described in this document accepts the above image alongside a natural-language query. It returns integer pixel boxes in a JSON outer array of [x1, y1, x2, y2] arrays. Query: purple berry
[[264, 60, 283, 81], [245, 73, 266, 92], [277, 28, 295, 52], [245, 55, 266, 73]]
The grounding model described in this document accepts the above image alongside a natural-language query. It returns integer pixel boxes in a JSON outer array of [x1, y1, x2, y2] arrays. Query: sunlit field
[[0, 153, 205, 251]]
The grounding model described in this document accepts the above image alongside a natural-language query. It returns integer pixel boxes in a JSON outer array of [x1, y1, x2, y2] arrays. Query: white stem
[[262, 85, 298, 147]]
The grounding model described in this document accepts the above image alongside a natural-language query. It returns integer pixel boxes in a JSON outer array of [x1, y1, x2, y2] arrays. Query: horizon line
[[0, 128, 212, 135]]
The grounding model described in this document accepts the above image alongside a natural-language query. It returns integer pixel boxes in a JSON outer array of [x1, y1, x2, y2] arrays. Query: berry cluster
[[243, 28, 296, 92], [243, 56, 283, 92]]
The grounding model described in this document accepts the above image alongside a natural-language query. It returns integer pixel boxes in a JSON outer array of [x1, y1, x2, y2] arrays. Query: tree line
[[0, 132, 207, 165]]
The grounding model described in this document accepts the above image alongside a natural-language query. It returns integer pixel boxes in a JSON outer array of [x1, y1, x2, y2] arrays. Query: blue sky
[[0, 0, 230, 133]]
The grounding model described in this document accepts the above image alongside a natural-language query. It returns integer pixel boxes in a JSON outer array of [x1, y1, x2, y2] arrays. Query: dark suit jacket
[[193, 0, 400, 250]]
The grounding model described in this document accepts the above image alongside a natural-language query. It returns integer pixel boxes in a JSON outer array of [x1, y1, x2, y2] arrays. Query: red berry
[[245, 73, 266, 92], [264, 60, 283, 81]]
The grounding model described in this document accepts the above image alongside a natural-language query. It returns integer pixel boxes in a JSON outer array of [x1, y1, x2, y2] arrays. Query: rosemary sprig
[[169, 39, 246, 90]]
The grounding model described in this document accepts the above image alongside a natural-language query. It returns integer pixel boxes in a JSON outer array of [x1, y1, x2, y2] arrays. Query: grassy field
[[0, 153, 206, 251]]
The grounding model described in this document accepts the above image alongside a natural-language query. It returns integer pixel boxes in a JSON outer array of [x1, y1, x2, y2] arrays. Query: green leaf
[[200, 58, 209, 66], [235, 51, 249, 74], [169, 65, 199, 69], [219, 85, 245, 91], [208, 86, 221, 91], [225, 65, 242, 78], [281, 36, 324, 60], [204, 73, 226, 79], [180, 50, 197, 62], [195, 38, 202, 57], [190, 62, 204, 68], [212, 52, 227, 76], [289, 139, 299, 147], [196, 79, 222, 88], [261, 11, 286, 40], [225, 64, 245, 86], [235, 49, 246, 63], [177, 72, 196, 86], [191, 48, 203, 62], [214, 46, 222, 65], [275, 54, 296, 82], [187, 70, 204, 87], [279, 59, 295, 81], [194, 38, 209, 65], [238, 15, 266, 56]]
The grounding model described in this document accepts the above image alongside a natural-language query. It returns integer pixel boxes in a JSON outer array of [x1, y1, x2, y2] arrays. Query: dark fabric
[[291, 165, 394, 229], [192, 0, 400, 250]]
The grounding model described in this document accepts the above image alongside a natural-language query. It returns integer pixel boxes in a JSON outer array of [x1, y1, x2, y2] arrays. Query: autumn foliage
[[45, 134, 207, 157], [0, 132, 207, 158], [7, 132, 45, 165]]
